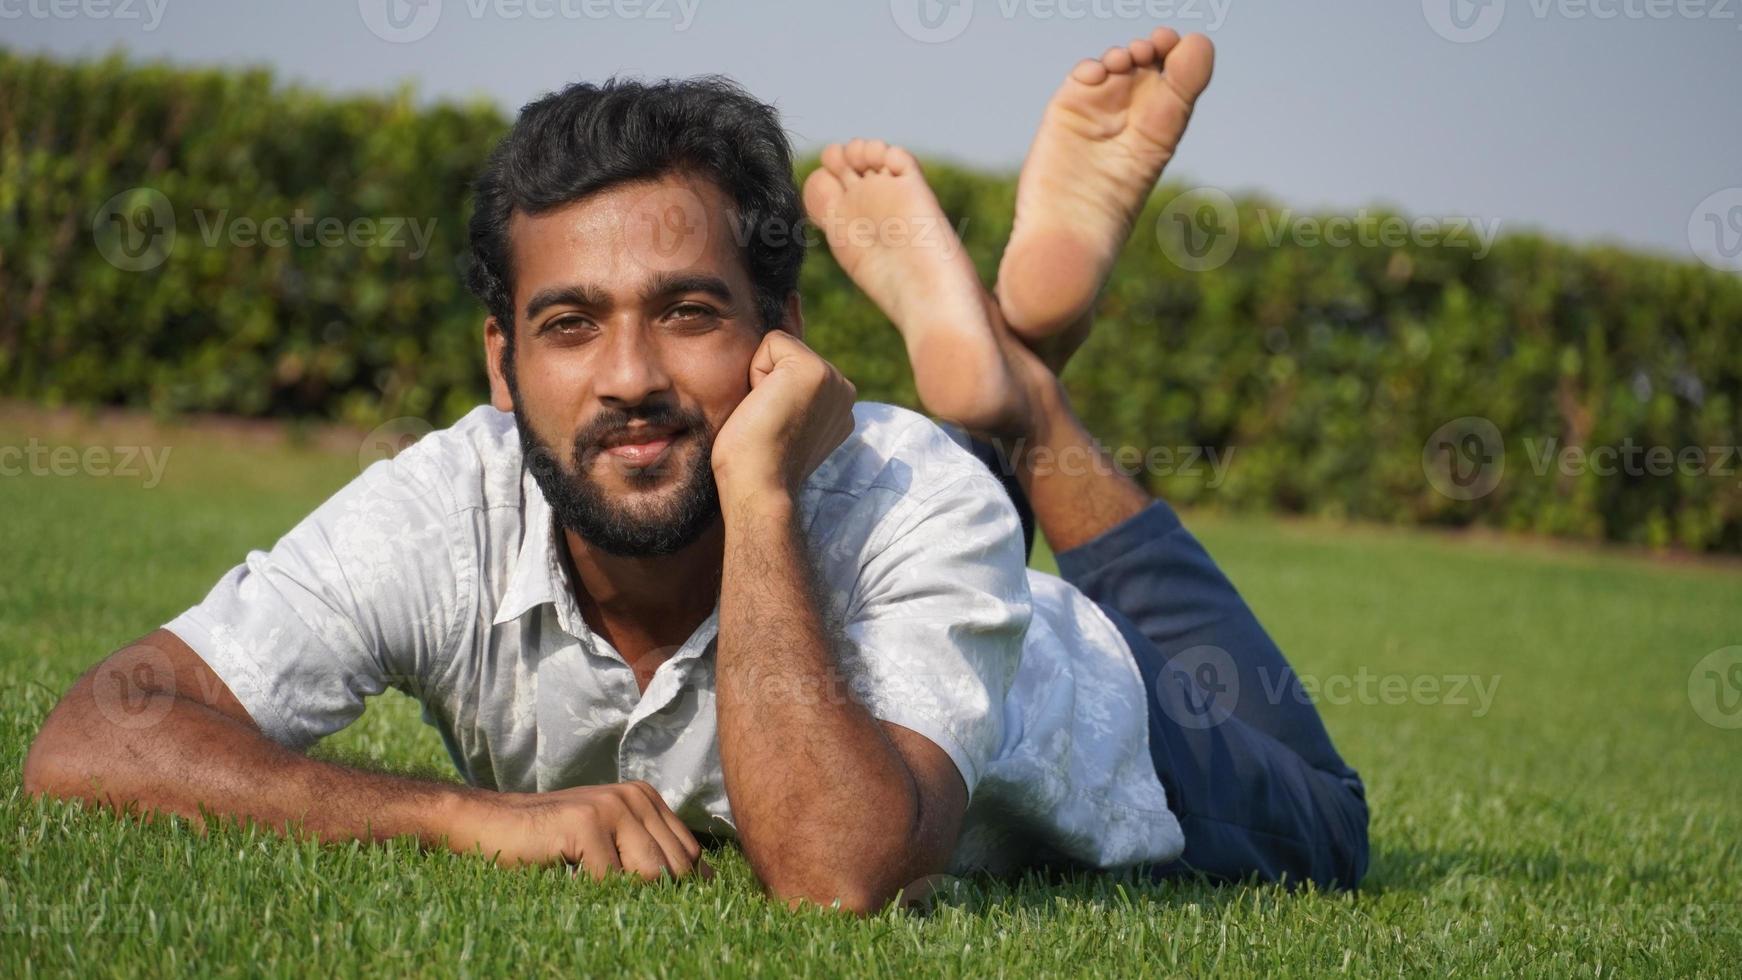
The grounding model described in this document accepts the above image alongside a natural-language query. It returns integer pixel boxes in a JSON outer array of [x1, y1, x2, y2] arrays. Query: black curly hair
[[464, 75, 805, 362]]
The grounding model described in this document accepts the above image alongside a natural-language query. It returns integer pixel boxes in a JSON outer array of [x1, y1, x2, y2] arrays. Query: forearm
[[714, 493, 921, 907], [23, 683, 471, 850]]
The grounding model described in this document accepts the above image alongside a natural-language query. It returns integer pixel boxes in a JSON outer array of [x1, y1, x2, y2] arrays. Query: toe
[[845, 138, 870, 173], [862, 139, 890, 171], [1128, 37, 1157, 67], [801, 166, 844, 221], [1069, 56, 1109, 85], [820, 142, 850, 179], [1100, 45, 1133, 73], [1149, 26, 1181, 57], [1162, 33, 1216, 104], [885, 145, 919, 177]]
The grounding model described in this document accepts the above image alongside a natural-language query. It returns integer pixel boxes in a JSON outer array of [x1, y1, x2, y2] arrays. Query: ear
[[772, 292, 804, 341], [483, 316, 515, 413]]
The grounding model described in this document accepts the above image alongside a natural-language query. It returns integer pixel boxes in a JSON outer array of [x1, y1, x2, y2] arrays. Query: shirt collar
[[490, 470, 721, 663], [492, 467, 587, 635]]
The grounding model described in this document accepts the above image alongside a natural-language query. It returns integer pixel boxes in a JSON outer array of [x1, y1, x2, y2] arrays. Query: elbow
[[763, 871, 898, 916], [21, 727, 76, 800], [757, 834, 923, 916], [22, 699, 101, 804]]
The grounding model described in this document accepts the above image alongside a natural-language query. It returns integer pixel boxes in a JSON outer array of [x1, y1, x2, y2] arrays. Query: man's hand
[[711, 330, 857, 502], [444, 780, 709, 882]]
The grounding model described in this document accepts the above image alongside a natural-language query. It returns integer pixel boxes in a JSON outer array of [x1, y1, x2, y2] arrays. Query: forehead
[[506, 173, 747, 307]]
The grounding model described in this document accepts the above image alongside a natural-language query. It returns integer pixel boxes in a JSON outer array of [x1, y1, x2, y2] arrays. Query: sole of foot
[[803, 139, 1031, 436], [995, 27, 1215, 371]]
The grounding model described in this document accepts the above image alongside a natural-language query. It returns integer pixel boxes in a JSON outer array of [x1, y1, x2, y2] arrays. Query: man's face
[[486, 172, 781, 557]]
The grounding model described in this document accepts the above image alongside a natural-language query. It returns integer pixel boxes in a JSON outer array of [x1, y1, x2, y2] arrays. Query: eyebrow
[[523, 283, 611, 322], [643, 272, 735, 305]]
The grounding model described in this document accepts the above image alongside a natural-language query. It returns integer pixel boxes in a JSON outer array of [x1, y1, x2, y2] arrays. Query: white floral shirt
[[166, 403, 1183, 875]]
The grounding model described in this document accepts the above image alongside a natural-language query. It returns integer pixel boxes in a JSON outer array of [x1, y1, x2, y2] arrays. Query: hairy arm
[[710, 330, 972, 914], [714, 496, 967, 914], [24, 634, 704, 878], [24, 628, 472, 845]]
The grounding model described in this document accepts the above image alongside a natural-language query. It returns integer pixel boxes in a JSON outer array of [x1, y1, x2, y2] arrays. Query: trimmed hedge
[[3, 50, 1739, 550]]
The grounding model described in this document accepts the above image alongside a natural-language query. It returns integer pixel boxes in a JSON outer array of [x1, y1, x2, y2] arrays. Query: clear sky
[[7, 0, 1740, 263]]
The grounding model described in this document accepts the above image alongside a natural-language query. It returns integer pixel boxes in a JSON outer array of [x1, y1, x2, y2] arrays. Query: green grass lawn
[[3, 411, 1739, 976]]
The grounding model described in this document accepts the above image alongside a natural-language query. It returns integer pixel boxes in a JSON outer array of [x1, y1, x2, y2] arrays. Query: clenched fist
[[711, 330, 857, 503]]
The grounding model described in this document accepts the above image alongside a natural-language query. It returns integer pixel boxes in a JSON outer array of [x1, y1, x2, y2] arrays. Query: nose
[[591, 320, 673, 409]]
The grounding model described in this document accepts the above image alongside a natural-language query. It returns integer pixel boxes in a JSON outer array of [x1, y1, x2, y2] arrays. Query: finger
[[629, 782, 703, 864], [619, 784, 697, 876], [575, 821, 622, 884], [612, 819, 676, 882]]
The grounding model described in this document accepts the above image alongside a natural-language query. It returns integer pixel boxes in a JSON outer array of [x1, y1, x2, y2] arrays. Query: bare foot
[[803, 139, 1030, 435], [996, 28, 1215, 369]]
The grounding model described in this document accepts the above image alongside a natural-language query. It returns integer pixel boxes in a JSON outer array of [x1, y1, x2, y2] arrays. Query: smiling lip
[[602, 433, 676, 465]]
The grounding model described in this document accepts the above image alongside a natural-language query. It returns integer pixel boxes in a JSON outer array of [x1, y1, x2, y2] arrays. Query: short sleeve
[[163, 445, 466, 750], [837, 472, 1033, 797]]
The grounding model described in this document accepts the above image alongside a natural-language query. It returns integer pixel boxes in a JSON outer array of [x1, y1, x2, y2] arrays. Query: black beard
[[512, 401, 720, 558]]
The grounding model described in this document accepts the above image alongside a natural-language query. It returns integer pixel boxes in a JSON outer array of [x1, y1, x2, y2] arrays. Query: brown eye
[[544, 316, 593, 336]]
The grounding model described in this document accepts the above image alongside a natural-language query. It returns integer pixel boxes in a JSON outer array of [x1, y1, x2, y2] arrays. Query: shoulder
[[801, 403, 1026, 597], [803, 401, 1001, 507], [365, 405, 526, 519]]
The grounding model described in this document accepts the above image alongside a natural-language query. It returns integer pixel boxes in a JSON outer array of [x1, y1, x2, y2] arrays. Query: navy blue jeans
[[969, 439, 1370, 890]]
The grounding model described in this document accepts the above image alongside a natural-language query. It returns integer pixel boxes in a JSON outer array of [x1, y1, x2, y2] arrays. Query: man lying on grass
[[24, 28, 1368, 912]]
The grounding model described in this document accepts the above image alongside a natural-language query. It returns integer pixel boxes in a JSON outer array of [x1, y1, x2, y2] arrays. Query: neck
[[562, 518, 725, 636]]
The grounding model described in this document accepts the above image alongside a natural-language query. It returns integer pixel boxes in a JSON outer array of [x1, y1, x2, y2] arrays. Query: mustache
[[571, 403, 711, 464]]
